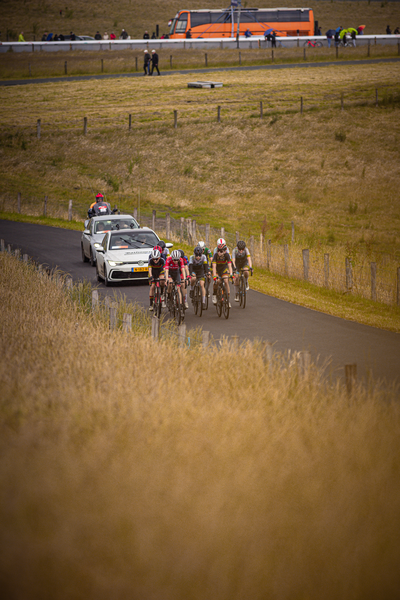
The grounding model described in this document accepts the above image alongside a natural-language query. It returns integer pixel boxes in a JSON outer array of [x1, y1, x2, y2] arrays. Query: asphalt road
[[1, 219, 399, 385], [0, 58, 399, 87]]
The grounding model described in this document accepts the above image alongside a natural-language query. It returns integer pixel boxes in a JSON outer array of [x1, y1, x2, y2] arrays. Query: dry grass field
[[1, 251, 400, 599], [2, 0, 400, 40]]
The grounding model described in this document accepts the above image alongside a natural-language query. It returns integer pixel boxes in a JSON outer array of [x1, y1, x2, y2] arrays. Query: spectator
[[18, 31, 25, 42], [59, 33, 65, 40], [357, 26, 364, 35], [186, 29, 192, 38], [326, 30, 333, 48], [317, 26, 321, 36], [342, 31, 347, 46], [42, 31, 48, 41], [244, 29, 252, 38], [103, 32, 109, 40], [296, 29, 300, 36], [143, 31, 150, 39], [150, 49, 160, 75], [143, 49, 151, 75], [160, 33, 166, 39], [120, 28, 128, 40], [110, 32, 116, 40], [70, 31, 76, 41], [394, 27, 400, 34], [386, 25, 392, 34], [351, 29, 356, 47], [271, 31, 276, 47], [53, 34, 59, 41], [334, 30, 340, 47], [151, 32, 157, 39], [94, 31, 102, 40]]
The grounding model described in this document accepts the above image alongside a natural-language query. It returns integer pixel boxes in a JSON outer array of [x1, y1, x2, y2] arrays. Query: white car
[[81, 214, 139, 266], [95, 227, 172, 285]]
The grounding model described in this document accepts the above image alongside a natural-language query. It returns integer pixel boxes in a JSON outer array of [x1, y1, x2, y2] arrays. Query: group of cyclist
[[147, 237, 253, 314]]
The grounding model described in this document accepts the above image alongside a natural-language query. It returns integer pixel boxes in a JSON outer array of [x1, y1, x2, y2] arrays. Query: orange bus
[[168, 7, 315, 39]]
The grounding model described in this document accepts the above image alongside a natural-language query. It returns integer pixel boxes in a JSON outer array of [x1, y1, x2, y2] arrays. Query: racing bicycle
[[167, 280, 184, 325], [237, 268, 247, 309], [215, 276, 231, 320], [191, 278, 204, 317], [303, 39, 323, 47], [151, 277, 163, 319]]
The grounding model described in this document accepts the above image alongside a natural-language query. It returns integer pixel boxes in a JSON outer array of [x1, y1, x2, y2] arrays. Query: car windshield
[[109, 231, 159, 250], [94, 219, 137, 234]]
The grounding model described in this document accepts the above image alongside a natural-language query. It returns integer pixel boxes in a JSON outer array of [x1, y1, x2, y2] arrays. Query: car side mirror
[[96, 247, 105, 253], [83, 229, 90, 235], [166, 243, 173, 248]]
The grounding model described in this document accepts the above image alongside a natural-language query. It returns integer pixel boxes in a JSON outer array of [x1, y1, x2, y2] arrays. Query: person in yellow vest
[[18, 32, 25, 42]]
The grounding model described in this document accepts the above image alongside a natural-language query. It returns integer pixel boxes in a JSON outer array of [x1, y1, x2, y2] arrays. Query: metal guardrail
[[1, 35, 399, 53]]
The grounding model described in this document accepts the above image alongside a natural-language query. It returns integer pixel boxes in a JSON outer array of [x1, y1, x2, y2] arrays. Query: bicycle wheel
[[315, 41, 323, 47], [239, 276, 246, 309], [175, 291, 182, 325], [216, 285, 223, 318], [168, 289, 175, 318], [223, 294, 230, 319], [154, 286, 162, 319], [196, 284, 203, 317], [204, 277, 209, 310], [192, 284, 198, 315]]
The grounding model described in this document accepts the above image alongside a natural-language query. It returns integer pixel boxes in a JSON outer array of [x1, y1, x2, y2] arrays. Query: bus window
[[175, 12, 188, 33]]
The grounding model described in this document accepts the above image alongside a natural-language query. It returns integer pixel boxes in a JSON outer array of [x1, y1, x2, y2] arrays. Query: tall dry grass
[[1, 251, 400, 599]]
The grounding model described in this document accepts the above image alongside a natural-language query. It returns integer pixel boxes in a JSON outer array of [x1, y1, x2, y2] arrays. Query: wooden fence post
[[260, 233, 264, 254], [37, 118, 41, 139], [271, 49, 274, 61], [192, 219, 197, 243], [375, 88, 378, 108], [291, 221, 294, 243], [43, 195, 48, 216], [23, 253, 28, 262], [186, 218, 192, 244], [300, 96, 303, 114], [324, 253, 330, 287], [129, 114, 132, 130], [263, 341, 273, 373], [250, 236, 255, 259], [166, 213, 171, 239], [205, 53, 208, 67], [65, 277, 73, 291], [109, 303, 118, 330], [299, 351, 311, 378], [239, 51, 241, 65], [178, 323, 186, 347], [367, 41, 370, 57], [151, 315, 159, 340], [122, 313, 132, 332], [303, 47, 306, 60], [180, 217, 184, 242], [345, 364, 357, 397], [341, 91, 344, 111], [370, 262, 377, 301], [92, 290, 99, 311], [345, 257, 353, 292], [260, 100, 263, 119], [68, 199, 73, 221], [302, 249, 309, 281], [64, 60, 67, 75], [83, 117, 87, 135], [152, 209, 156, 231], [217, 105, 221, 122], [205, 224, 210, 247], [135, 56, 138, 71], [284, 244, 289, 276], [267, 239, 271, 270], [336, 46, 338, 59], [104, 296, 111, 310], [221, 227, 225, 240], [0, 239, 5, 252], [170, 55, 173, 68], [133, 207, 138, 221], [101, 58, 104, 73], [17, 192, 21, 214], [174, 109, 177, 129], [202, 330, 210, 349]]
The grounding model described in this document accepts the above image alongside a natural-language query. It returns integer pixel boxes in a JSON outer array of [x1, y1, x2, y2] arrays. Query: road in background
[[1, 220, 399, 385]]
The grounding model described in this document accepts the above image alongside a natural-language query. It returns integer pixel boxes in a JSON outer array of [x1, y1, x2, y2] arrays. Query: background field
[[1, 251, 400, 600], [2, 0, 400, 40]]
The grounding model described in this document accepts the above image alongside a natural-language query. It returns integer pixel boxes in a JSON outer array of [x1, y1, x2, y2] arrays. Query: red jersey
[[165, 256, 184, 272]]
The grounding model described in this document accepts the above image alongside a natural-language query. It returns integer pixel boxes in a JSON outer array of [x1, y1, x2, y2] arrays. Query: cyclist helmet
[[178, 249, 185, 259], [194, 246, 203, 258], [171, 250, 181, 260], [217, 237, 226, 247], [151, 248, 161, 260], [95, 193, 104, 201], [237, 240, 246, 251], [153, 245, 162, 254], [158, 240, 166, 249], [198, 241, 205, 249]]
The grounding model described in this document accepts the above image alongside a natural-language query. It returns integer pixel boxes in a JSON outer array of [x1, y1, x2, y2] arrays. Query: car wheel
[[89, 248, 96, 267], [81, 243, 89, 263], [104, 266, 111, 287]]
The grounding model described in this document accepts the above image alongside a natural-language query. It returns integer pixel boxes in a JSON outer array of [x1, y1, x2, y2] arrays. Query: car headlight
[[107, 260, 124, 266]]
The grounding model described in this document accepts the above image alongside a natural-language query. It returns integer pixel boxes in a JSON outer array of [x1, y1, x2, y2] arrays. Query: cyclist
[[198, 241, 213, 297], [158, 240, 169, 261], [213, 237, 230, 255], [148, 248, 166, 311], [88, 193, 115, 218], [189, 246, 209, 309], [165, 249, 186, 307], [177, 249, 190, 309], [212, 240, 233, 307], [232, 240, 253, 301]]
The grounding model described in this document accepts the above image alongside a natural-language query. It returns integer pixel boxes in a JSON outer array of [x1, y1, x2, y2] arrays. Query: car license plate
[[132, 267, 148, 272]]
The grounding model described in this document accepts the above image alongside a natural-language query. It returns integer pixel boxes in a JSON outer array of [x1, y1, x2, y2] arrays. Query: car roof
[[91, 214, 136, 221]]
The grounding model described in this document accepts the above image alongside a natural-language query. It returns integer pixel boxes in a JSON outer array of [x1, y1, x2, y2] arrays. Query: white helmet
[[151, 248, 161, 259], [171, 250, 181, 260], [217, 238, 226, 247], [198, 241, 205, 249]]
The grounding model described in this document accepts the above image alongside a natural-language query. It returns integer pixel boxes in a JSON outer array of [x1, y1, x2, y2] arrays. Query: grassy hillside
[[1, 0, 400, 40], [1, 250, 400, 599]]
